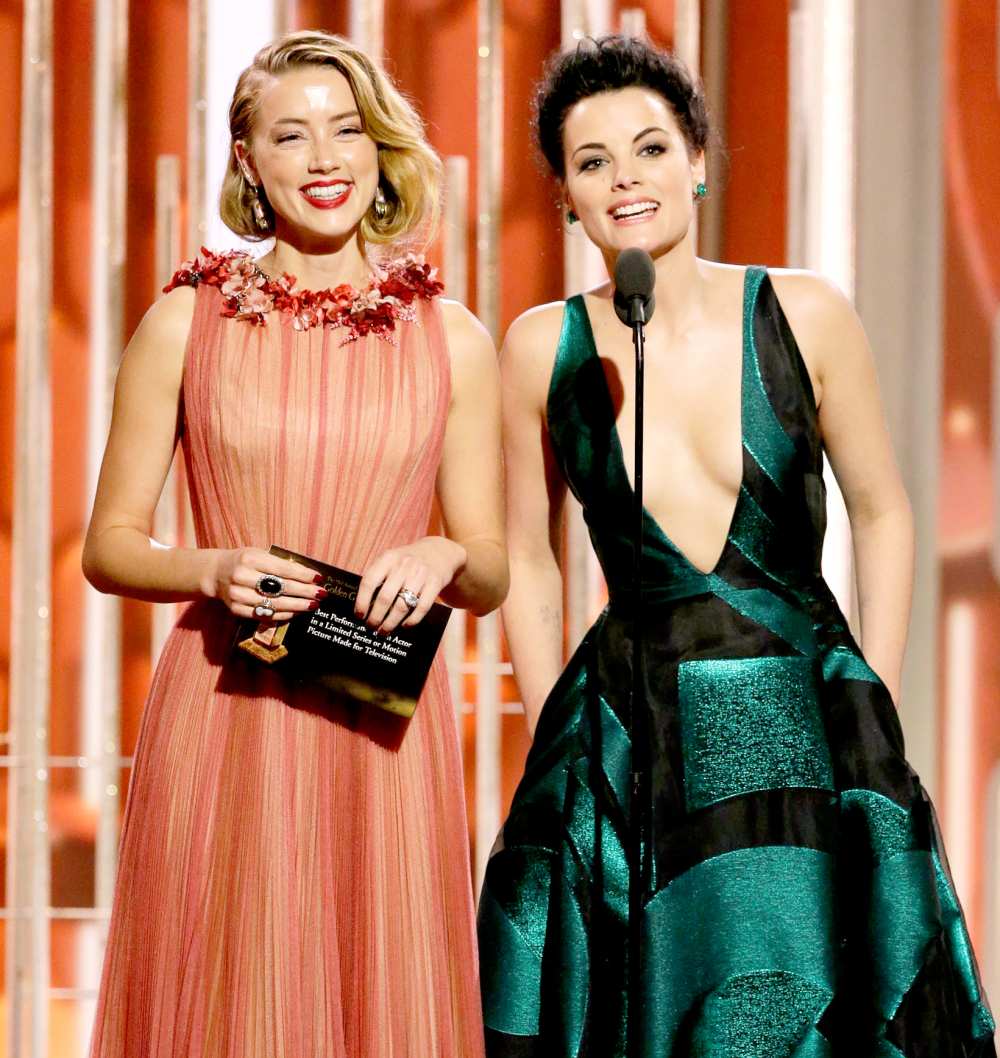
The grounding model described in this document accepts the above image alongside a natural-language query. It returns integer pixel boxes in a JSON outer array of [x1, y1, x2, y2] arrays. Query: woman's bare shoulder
[[118, 285, 197, 392]]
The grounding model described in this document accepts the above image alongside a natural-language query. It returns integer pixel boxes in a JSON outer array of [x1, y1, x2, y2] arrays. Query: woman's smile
[[299, 179, 354, 209]]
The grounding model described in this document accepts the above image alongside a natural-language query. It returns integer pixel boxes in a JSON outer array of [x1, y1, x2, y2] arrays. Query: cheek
[[566, 174, 603, 210], [256, 148, 305, 190], [347, 142, 379, 182]]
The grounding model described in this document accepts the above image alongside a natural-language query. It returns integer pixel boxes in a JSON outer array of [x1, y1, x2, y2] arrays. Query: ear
[[561, 181, 575, 214], [691, 149, 706, 188], [234, 141, 259, 186]]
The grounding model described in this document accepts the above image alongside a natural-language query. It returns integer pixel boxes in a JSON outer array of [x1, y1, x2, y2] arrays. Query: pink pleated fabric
[[89, 283, 485, 1058]]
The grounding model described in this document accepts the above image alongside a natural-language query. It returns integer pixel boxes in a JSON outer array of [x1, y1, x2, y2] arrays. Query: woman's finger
[[381, 569, 429, 633], [262, 553, 324, 587], [229, 584, 318, 615], [400, 574, 440, 629], [366, 565, 411, 630], [232, 561, 321, 598], [355, 552, 396, 621]]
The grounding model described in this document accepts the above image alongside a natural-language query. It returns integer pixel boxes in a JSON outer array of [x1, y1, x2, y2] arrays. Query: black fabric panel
[[651, 787, 839, 888], [484, 1028, 540, 1058], [738, 446, 827, 583], [711, 531, 819, 602], [885, 933, 994, 1058], [821, 678, 917, 805], [753, 273, 822, 463], [597, 603, 809, 830]]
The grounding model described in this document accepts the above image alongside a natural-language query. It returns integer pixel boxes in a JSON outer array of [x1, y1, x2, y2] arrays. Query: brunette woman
[[478, 35, 994, 1057]]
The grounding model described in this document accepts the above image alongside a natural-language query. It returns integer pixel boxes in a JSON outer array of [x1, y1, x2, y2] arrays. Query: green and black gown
[[477, 267, 996, 1057]]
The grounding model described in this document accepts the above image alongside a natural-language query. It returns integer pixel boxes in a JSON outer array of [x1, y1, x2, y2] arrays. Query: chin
[[289, 215, 364, 247], [606, 223, 685, 259]]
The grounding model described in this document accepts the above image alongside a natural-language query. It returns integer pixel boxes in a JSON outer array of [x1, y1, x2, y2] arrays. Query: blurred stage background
[[0, 0, 997, 1053]]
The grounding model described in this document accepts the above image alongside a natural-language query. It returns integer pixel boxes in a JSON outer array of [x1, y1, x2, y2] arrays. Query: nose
[[308, 140, 340, 174], [611, 161, 640, 191]]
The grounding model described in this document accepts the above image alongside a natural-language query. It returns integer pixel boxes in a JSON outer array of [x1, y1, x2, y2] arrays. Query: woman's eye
[[275, 133, 302, 144], [640, 142, 667, 156], [337, 126, 363, 137], [579, 157, 605, 172]]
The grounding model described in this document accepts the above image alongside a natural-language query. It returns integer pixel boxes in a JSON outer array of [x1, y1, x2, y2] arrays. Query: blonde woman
[[84, 31, 505, 1058]]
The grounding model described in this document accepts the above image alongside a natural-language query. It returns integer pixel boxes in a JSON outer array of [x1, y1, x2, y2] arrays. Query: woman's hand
[[203, 548, 326, 622], [354, 536, 467, 634]]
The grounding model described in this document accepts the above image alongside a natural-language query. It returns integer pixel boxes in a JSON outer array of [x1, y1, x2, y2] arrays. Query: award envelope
[[236, 545, 451, 718]]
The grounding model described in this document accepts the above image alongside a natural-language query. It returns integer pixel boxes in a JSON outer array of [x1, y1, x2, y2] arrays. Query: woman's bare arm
[[354, 300, 509, 632], [498, 305, 568, 736], [82, 287, 319, 617], [435, 300, 509, 613]]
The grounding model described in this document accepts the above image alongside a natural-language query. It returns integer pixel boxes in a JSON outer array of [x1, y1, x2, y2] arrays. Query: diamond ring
[[396, 588, 420, 610], [253, 603, 275, 619], [256, 575, 284, 598]]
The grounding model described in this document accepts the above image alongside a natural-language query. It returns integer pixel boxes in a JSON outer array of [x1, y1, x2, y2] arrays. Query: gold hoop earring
[[373, 185, 388, 221]]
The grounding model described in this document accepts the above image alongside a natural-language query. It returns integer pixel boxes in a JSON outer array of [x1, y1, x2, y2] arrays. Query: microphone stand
[[626, 296, 647, 1058]]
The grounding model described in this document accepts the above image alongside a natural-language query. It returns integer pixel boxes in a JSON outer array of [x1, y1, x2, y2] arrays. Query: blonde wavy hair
[[220, 30, 442, 246]]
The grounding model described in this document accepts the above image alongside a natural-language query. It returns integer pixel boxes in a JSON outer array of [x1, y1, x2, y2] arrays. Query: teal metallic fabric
[[478, 268, 996, 1057]]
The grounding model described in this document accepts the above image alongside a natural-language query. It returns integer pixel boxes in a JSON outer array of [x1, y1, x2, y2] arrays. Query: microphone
[[613, 248, 655, 1058], [613, 247, 656, 327]]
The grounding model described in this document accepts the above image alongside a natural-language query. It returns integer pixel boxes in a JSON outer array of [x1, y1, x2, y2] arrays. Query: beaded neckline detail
[[164, 247, 444, 343]]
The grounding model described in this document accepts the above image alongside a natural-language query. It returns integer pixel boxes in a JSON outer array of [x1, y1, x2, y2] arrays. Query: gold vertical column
[[87, 0, 129, 917], [443, 156, 470, 760], [151, 156, 183, 666], [853, 0, 943, 788], [619, 7, 646, 38], [787, 0, 855, 618], [7, 0, 53, 1054], [673, 0, 700, 72], [699, 0, 728, 262], [563, 0, 611, 657], [349, 0, 384, 59], [188, 0, 208, 257], [274, 0, 296, 34], [182, 0, 208, 558], [562, 0, 610, 302], [473, 0, 502, 896]]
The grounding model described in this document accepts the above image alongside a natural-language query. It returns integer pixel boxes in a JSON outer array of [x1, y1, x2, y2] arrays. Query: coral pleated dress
[[88, 251, 485, 1058], [478, 268, 995, 1057]]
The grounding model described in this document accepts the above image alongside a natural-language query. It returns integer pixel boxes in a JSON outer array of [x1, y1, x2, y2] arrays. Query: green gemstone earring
[[694, 182, 708, 199], [566, 208, 579, 224]]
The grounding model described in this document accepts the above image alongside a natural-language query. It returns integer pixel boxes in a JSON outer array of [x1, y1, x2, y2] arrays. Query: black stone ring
[[256, 574, 284, 598]]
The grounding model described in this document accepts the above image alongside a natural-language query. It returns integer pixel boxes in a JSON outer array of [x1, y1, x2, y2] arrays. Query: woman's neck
[[261, 231, 372, 290]]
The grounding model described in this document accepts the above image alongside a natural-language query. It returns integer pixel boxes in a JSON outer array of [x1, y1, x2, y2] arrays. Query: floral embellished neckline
[[164, 247, 444, 343]]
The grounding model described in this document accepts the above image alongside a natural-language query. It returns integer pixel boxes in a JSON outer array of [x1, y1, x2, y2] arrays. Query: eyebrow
[[571, 126, 668, 159], [272, 110, 362, 126]]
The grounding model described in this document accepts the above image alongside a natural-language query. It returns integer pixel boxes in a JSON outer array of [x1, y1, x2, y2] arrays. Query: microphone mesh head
[[613, 248, 656, 326], [614, 248, 656, 301]]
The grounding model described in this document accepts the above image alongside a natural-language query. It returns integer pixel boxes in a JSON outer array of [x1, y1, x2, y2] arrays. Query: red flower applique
[[164, 247, 444, 343]]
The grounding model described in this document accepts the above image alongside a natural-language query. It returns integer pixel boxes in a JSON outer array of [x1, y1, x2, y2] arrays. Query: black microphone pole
[[613, 248, 655, 1058], [627, 300, 645, 1058]]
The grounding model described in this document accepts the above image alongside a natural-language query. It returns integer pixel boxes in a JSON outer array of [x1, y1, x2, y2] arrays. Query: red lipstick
[[299, 180, 353, 210]]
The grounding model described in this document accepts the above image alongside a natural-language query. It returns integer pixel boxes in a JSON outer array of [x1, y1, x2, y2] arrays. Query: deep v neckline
[[574, 267, 753, 578]]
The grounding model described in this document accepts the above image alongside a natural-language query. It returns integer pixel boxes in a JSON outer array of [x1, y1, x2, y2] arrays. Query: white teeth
[[303, 183, 350, 199], [612, 201, 658, 219]]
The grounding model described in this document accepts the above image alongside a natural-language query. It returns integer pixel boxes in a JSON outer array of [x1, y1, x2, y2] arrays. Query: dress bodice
[[176, 271, 450, 572], [546, 268, 829, 603]]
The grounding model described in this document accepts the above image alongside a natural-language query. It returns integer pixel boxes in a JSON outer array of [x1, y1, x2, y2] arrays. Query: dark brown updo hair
[[534, 35, 710, 180]]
